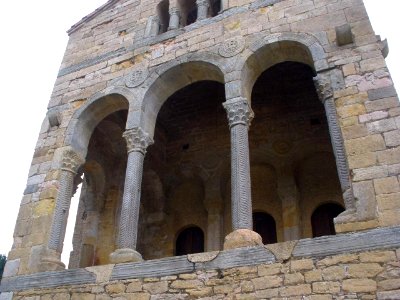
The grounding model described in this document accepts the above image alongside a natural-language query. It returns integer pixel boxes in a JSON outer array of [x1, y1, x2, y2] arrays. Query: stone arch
[[241, 32, 328, 102], [65, 87, 132, 158], [140, 57, 225, 138], [175, 225, 205, 255]]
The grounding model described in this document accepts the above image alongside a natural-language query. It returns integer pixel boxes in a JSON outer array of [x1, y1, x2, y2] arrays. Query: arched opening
[[175, 226, 204, 256], [253, 212, 277, 244], [65, 94, 129, 268], [312, 203, 345, 237], [250, 61, 343, 240], [157, 0, 170, 34], [179, 0, 197, 26], [138, 80, 228, 259]]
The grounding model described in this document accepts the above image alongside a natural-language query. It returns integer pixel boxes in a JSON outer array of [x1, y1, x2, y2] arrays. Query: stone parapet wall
[[1, 226, 400, 299]]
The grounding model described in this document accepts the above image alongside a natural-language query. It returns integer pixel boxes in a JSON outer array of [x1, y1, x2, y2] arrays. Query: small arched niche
[[253, 211, 277, 244], [312, 203, 345, 237], [175, 226, 205, 255]]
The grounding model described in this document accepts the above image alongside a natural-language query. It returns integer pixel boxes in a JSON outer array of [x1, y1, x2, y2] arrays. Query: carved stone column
[[196, 0, 209, 21], [223, 98, 262, 249], [168, 7, 180, 30], [110, 127, 153, 263], [314, 75, 356, 222], [43, 148, 84, 270]]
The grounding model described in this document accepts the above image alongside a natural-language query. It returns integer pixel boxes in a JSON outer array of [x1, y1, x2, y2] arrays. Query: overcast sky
[[0, 1, 398, 263]]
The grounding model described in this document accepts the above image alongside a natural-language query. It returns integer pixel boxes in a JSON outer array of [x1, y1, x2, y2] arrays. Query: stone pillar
[[204, 179, 223, 251], [43, 148, 84, 270], [150, 15, 160, 36], [314, 75, 356, 222], [168, 7, 180, 30], [196, 0, 209, 21], [277, 166, 300, 241], [110, 127, 153, 263], [222, 97, 262, 249]]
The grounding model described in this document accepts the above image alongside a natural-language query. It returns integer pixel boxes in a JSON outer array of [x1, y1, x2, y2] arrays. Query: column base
[[109, 248, 143, 264], [40, 249, 66, 272], [223, 229, 263, 250]]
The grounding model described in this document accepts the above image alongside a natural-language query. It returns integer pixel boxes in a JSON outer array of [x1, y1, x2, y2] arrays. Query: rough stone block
[[368, 86, 397, 101], [252, 275, 282, 290], [348, 263, 383, 278], [384, 130, 400, 147], [2, 259, 20, 278], [290, 259, 314, 271], [342, 279, 377, 292], [378, 147, 400, 165], [377, 193, 400, 211], [336, 24, 353, 46], [345, 134, 385, 156], [312, 281, 340, 294], [367, 118, 397, 134], [373, 176, 400, 195], [280, 284, 311, 296]]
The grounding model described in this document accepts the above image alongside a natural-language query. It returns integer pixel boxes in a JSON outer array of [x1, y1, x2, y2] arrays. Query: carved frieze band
[[223, 98, 254, 128], [123, 127, 154, 155], [219, 37, 245, 58], [61, 149, 85, 174]]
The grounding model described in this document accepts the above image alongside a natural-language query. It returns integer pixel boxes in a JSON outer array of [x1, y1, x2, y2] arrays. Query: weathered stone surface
[[223, 229, 263, 250], [342, 279, 377, 292]]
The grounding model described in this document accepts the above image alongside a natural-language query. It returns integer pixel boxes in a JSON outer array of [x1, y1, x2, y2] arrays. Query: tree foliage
[[0, 254, 6, 280]]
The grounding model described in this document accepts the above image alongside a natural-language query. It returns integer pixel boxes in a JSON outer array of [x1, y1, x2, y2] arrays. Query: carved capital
[[169, 7, 180, 16], [123, 127, 154, 154], [223, 98, 254, 128], [61, 149, 84, 174], [196, 0, 209, 7], [313, 74, 333, 102]]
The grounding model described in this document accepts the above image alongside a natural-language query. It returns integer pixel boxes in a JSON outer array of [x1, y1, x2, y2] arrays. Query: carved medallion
[[219, 38, 245, 58], [125, 67, 149, 88]]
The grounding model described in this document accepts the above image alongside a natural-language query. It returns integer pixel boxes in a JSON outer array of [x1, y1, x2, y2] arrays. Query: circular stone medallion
[[125, 68, 149, 88], [219, 38, 245, 58]]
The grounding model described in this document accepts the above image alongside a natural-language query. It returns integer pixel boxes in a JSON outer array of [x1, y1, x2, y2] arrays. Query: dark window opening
[[176, 226, 204, 256], [209, 0, 221, 17], [312, 203, 344, 237], [157, 0, 170, 34], [253, 212, 277, 244]]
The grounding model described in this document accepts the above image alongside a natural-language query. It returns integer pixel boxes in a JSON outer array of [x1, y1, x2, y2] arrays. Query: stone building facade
[[1, 0, 400, 299]]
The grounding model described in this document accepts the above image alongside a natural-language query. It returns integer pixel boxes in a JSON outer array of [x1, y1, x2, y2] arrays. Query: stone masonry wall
[[5, 0, 400, 281]]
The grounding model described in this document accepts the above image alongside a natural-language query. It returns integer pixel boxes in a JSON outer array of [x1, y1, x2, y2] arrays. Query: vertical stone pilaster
[[168, 7, 180, 30], [314, 75, 357, 222], [48, 149, 84, 253], [110, 127, 153, 263], [223, 98, 254, 230], [196, 0, 209, 21]]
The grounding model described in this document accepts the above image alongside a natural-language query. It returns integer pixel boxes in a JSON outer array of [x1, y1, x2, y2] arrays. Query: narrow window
[[311, 203, 344, 237], [253, 212, 277, 244], [176, 226, 204, 255], [157, 0, 170, 34], [179, 0, 197, 26]]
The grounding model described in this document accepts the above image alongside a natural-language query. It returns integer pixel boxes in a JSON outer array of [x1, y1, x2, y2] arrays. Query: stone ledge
[[293, 226, 400, 258], [1, 226, 399, 293]]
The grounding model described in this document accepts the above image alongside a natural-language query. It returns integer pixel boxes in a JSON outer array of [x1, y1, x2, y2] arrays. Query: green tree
[[0, 254, 6, 280]]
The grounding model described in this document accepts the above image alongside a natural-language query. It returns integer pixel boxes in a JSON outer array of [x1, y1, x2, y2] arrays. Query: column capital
[[169, 7, 180, 16], [123, 127, 154, 154], [313, 74, 333, 103], [196, 0, 209, 6], [61, 149, 85, 174], [223, 98, 254, 128]]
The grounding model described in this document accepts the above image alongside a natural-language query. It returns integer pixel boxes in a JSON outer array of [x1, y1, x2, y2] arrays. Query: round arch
[[140, 59, 225, 138], [64, 88, 131, 158], [240, 33, 328, 102]]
